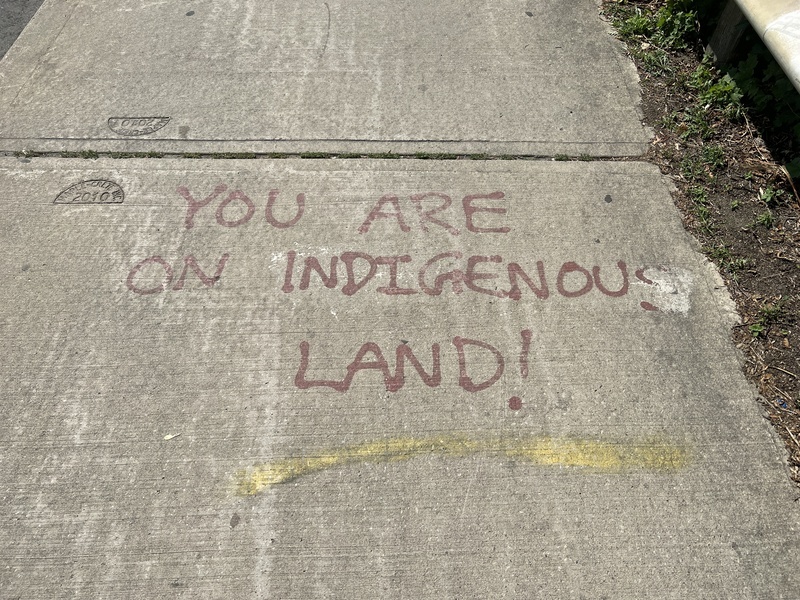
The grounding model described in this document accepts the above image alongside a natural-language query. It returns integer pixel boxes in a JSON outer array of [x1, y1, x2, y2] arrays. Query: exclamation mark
[[519, 328, 532, 378], [509, 329, 532, 411]]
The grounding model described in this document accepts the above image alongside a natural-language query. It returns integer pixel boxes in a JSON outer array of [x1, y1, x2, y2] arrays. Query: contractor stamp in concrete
[[0, 0, 649, 156], [1, 158, 797, 597]]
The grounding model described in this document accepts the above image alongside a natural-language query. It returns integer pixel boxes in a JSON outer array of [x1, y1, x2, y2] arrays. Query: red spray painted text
[[296, 330, 533, 393]]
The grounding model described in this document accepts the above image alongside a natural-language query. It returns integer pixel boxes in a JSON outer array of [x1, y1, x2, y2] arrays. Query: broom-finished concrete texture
[[0, 158, 797, 598], [0, 0, 649, 156]]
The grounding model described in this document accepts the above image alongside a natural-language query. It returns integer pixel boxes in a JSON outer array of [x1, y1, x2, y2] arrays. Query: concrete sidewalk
[[1, 2, 799, 599], [0, 0, 648, 156]]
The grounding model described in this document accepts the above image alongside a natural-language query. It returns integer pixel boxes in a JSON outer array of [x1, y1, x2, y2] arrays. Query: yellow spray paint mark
[[234, 435, 690, 496]]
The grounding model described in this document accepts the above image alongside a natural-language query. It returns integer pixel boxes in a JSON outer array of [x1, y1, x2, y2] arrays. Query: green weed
[[704, 244, 731, 262], [688, 184, 714, 233], [681, 156, 707, 181], [682, 106, 713, 139], [759, 299, 784, 322], [637, 47, 671, 74], [705, 244, 750, 279], [727, 257, 750, 274], [617, 12, 653, 39], [687, 57, 743, 118], [759, 186, 785, 205], [615, 1, 697, 50], [755, 210, 774, 228], [750, 297, 786, 337], [701, 144, 726, 169], [689, 185, 709, 204]]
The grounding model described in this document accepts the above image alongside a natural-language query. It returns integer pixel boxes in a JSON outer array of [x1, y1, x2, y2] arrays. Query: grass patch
[[755, 210, 774, 228], [704, 244, 750, 279], [701, 144, 726, 169], [750, 297, 786, 337]]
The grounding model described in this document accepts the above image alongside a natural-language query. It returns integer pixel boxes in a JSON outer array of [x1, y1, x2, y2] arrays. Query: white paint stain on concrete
[[634, 266, 694, 315]]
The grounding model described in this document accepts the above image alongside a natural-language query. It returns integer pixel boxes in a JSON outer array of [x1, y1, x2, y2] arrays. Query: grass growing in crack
[[110, 152, 161, 159], [413, 153, 452, 160], [210, 152, 257, 159]]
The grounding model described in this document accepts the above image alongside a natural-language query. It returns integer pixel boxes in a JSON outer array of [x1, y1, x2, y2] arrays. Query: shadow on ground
[[0, 0, 45, 60]]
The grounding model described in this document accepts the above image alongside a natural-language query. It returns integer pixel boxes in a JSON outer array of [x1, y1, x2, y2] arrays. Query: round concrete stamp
[[107, 117, 170, 136], [54, 180, 125, 205]]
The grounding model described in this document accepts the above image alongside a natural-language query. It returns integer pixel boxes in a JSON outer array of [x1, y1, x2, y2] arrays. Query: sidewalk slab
[[0, 157, 797, 597], [0, 0, 649, 156]]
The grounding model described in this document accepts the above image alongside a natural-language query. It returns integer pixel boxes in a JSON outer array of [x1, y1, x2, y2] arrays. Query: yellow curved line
[[234, 435, 690, 496]]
